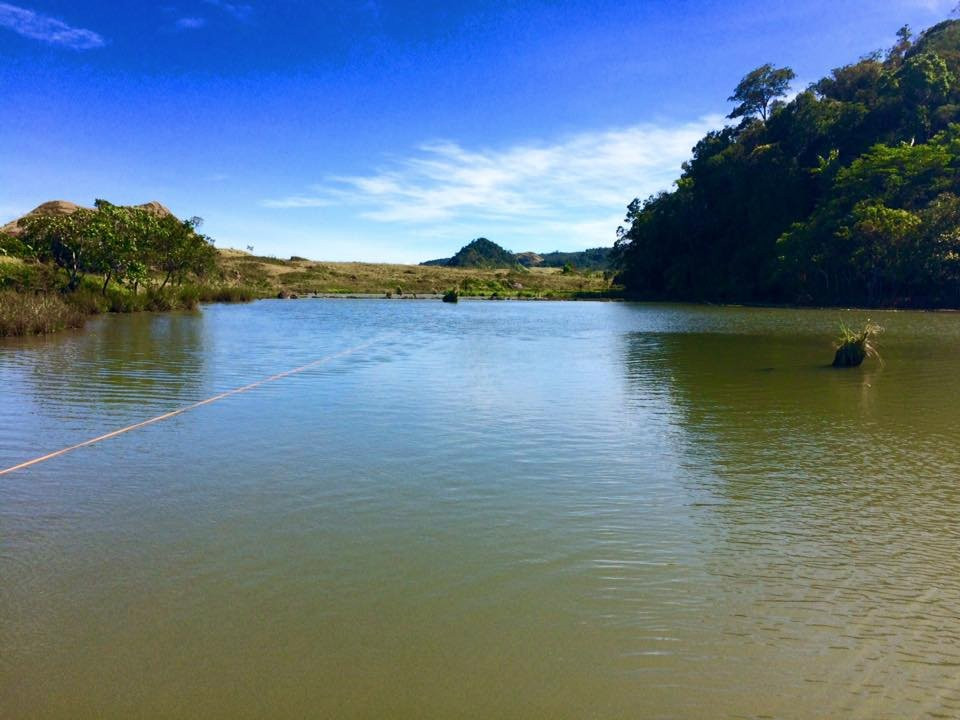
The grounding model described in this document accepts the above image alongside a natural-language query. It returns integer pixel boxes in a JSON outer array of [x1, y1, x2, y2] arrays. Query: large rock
[[134, 201, 173, 217], [2, 201, 80, 236], [515, 252, 544, 267]]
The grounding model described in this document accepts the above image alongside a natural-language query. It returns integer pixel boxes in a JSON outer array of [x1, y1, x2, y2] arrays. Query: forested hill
[[615, 19, 960, 308], [422, 238, 613, 270]]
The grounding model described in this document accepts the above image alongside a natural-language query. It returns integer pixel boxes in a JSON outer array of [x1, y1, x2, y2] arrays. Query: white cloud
[[176, 16, 207, 30], [264, 117, 723, 250], [0, 2, 104, 49], [203, 0, 253, 22]]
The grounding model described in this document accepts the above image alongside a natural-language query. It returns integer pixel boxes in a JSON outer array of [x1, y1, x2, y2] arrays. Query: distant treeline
[[615, 19, 960, 308], [424, 238, 612, 271]]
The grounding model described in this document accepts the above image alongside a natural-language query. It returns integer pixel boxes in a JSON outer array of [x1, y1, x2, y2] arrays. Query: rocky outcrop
[[515, 252, 544, 267]]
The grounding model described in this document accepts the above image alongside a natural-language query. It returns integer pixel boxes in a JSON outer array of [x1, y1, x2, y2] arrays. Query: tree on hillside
[[728, 63, 796, 122], [616, 18, 960, 307], [148, 215, 217, 289], [897, 52, 956, 140], [18, 210, 98, 290], [16, 201, 218, 294], [91, 200, 150, 294], [887, 25, 913, 66]]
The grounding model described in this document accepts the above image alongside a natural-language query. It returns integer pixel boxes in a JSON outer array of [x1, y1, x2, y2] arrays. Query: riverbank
[[0, 250, 617, 337], [0, 255, 260, 337]]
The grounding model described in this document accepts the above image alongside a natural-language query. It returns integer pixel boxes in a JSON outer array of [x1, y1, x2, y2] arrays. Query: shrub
[[66, 288, 109, 314], [190, 284, 258, 303], [105, 287, 146, 313], [0, 233, 31, 259], [145, 289, 175, 312], [175, 285, 201, 309]]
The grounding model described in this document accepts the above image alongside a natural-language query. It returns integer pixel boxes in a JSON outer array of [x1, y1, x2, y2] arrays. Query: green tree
[[617, 19, 960, 308], [90, 200, 149, 294], [147, 214, 216, 289], [897, 52, 955, 139], [18, 210, 99, 290], [728, 64, 797, 122]]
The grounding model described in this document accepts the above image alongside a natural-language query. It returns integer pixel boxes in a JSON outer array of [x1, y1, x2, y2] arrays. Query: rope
[[0, 338, 379, 477]]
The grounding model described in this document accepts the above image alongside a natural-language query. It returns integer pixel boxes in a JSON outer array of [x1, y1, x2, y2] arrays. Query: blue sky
[[0, 0, 956, 262]]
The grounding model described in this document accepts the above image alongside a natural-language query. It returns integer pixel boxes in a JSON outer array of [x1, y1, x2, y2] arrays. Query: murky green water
[[2, 300, 959, 719]]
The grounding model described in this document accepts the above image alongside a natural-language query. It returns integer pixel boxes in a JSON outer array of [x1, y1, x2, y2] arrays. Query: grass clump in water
[[0, 290, 87, 336], [833, 320, 883, 367], [442, 289, 459, 303]]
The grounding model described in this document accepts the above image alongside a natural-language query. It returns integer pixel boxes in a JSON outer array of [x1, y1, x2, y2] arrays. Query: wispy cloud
[[264, 117, 723, 249], [203, 0, 253, 22], [176, 16, 207, 30], [0, 2, 104, 49]]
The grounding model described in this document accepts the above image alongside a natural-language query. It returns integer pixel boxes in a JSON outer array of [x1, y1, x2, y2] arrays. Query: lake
[[2, 299, 960, 719]]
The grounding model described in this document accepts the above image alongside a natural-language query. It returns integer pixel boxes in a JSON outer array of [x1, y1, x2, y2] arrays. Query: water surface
[[2, 300, 959, 719]]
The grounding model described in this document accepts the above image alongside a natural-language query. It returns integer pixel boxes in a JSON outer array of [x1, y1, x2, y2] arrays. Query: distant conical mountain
[[422, 238, 612, 270]]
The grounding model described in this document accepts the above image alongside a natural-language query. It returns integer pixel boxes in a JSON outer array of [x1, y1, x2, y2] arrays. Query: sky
[[1, 0, 957, 262]]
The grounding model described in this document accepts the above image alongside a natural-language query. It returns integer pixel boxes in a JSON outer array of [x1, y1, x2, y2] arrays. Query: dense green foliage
[[427, 238, 520, 269], [424, 239, 613, 271], [520, 247, 613, 270], [0, 201, 262, 336], [11, 200, 217, 293], [616, 19, 960, 307]]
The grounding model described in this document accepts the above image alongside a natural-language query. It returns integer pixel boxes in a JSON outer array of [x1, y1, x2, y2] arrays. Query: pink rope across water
[[0, 339, 379, 477]]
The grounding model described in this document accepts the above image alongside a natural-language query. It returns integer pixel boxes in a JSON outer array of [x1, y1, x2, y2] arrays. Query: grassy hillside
[[218, 249, 613, 298]]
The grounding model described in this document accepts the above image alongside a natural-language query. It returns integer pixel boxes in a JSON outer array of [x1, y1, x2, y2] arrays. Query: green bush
[[175, 285, 201, 308], [66, 288, 110, 315], [193, 285, 258, 303], [0, 234, 30, 259], [105, 288, 146, 313]]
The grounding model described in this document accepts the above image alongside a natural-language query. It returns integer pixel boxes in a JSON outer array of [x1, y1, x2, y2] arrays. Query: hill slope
[[424, 240, 613, 270], [445, 238, 519, 268]]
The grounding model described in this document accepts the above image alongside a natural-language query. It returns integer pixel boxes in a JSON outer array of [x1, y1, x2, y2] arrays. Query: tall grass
[[192, 285, 259, 303], [0, 291, 87, 336], [1, 282, 261, 337]]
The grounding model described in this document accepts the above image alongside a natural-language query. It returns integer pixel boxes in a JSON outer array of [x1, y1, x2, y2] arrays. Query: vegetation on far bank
[[217, 249, 613, 299], [0, 201, 259, 336], [615, 18, 960, 309], [0, 203, 615, 336]]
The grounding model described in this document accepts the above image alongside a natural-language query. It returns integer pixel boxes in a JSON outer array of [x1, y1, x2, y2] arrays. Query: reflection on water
[[623, 321, 960, 718], [2, 300, 960, 719]]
